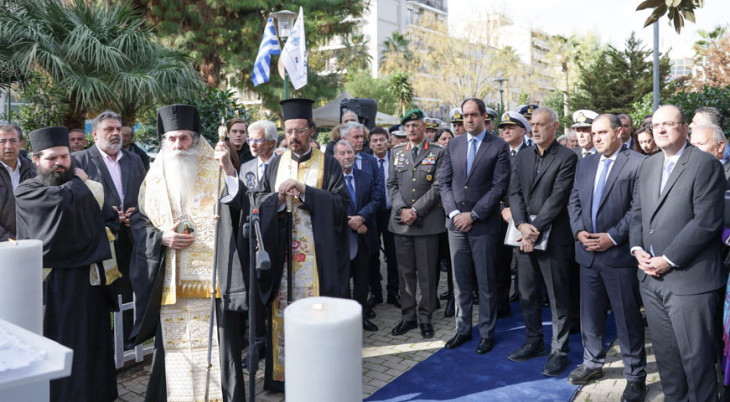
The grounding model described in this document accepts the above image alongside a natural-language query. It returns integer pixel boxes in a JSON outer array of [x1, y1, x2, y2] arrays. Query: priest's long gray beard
[[160, 142, 200, 212]]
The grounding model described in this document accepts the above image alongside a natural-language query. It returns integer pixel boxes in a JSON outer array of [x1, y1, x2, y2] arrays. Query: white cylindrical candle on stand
[[285, 296, 362, 402], [0, 239, 43, 334]]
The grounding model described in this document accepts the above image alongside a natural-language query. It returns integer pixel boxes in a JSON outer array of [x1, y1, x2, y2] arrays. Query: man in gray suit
[[440, 98, 511, 354], [630, 105, 726, 401], [567, 114, 647, 401], [508, 107, 578, 377], [388, 108, 445, 339], [72, 110, 146, 346]]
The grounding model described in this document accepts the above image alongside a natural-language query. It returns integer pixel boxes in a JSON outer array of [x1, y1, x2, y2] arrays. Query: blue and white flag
[[281, 7, 307, 90], [252, 16, 281, 87]]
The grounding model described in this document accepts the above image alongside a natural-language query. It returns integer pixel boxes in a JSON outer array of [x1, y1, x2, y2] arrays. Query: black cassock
[[254, 150, 351, 392], [15, 176, 118, 402]]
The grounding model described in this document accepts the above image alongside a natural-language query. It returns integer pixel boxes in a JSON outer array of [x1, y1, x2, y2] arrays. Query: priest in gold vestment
[[129, 104, 247, 402], [254, 98, 351, 392]]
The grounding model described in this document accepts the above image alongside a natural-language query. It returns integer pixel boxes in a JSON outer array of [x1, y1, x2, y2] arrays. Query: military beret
[[401, 108, 424, 125]]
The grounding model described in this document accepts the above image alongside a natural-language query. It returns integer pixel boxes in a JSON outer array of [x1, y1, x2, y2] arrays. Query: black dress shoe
[[387, 294, 401, 308], [621, 380, 646, 402], [542, 352, 569, 377], [507, 342, 547, 362], [475, 338, 495, 354], [365, 307, 376, 319], [367, 294, 383, 308], [439, 291, 451, 300], [444, 298, 455, 318], [420, 323, 434, 339], [472, 290, 479, 305], [363, 318, 379, 332], [444, 333, 472, 349], [391, 320, 418, 336], [567, 364, 604, 385]]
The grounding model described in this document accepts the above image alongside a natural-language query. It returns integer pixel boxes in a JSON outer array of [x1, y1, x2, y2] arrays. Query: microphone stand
[[244, 172, 270, 402]]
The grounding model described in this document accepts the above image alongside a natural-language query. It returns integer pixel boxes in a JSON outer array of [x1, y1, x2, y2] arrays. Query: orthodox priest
[[255, 98, 351, 392], [129, 104, 246, 402], [15, 126, 118, 402]]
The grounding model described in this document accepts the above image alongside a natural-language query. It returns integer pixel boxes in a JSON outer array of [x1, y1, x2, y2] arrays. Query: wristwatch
[[470, 211, 478, 222]]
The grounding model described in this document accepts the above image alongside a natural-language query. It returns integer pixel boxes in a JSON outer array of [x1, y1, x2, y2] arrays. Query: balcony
[[407, 0, 448, 14]]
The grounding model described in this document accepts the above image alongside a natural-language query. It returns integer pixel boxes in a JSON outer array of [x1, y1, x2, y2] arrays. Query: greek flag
[[252, 17, 281, 87]]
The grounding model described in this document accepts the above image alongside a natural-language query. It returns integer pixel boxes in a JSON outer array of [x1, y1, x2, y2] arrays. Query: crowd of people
[[1, 97, 728, 402]]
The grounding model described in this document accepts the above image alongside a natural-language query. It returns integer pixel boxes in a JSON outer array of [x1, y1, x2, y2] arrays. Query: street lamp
[[494, 77, 508, 117], [272, 9, 297, 99]]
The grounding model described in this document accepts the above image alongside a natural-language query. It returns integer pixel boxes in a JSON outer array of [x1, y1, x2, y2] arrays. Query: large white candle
[[285, 296, 362, 402], [0, 239, 43, 334]]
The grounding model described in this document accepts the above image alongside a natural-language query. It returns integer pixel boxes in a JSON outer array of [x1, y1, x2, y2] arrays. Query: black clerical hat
[[156, 104, 201, 140], [280, 98, 314, 121], [29, 126, 69, 152]]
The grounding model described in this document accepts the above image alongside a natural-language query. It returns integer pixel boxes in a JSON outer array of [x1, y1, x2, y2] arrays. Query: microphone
[[245, 171, 257, 190]]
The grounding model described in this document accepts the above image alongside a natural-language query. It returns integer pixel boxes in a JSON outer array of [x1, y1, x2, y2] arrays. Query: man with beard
[[73, 111, 146, 348], [15, 126, 118, 401], [130, 104, 246, 401], [254, 98, 350, 392], [1, 124, 36, 241]]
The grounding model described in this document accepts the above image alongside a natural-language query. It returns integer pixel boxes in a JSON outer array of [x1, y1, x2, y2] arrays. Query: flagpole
[[284, 71, 289, 100]]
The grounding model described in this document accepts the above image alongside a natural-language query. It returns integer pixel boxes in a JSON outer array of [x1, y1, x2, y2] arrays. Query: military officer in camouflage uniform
[[388, 108, 446, 339]]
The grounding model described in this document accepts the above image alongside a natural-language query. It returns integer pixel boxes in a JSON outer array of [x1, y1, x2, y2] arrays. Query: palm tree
[[0, 0, 202, 127], [388, 70, 414, 116], [380, 32, 414, 75], [336, 33, 373, 74], [548, 35, 578, 130]]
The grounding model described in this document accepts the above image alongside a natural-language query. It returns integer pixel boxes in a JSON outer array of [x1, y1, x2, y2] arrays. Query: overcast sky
[[448, 0, 730, 57]]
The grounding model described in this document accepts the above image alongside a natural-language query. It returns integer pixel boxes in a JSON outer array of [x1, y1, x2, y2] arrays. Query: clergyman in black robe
[[254, 98, 351, 392], [15, 126, 118, 402]]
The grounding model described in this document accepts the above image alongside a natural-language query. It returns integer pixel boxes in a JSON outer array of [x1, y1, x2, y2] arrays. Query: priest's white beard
[[160, 141, 200, 213]]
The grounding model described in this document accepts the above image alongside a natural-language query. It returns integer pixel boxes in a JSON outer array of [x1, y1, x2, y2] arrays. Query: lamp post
[[494, 77, 508, 117], [272, 9, 297, 100]]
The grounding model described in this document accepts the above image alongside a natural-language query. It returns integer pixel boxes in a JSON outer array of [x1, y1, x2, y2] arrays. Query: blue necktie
[[659, 160, 675, 194], [346, 175, 356, 204], [467, 138, 477, 174], [260, 162, 267, 180], [591, 159, 612, 233]]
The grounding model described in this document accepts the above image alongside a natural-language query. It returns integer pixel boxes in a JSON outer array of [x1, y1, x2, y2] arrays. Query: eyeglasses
[[0, 138, 20, 145], [285, 127, 309, 135], [247, 138, 270, 145], [652, 121, 682, 130]]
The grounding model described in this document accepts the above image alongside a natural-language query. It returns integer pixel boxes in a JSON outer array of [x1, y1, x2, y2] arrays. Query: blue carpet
[[367, 303, 617, 402]]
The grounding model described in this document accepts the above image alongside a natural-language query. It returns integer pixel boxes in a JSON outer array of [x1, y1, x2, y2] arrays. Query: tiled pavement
[[117, 268, 665, 401]]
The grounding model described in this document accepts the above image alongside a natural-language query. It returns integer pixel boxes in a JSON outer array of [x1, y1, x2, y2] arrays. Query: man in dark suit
[[630, 105, 726, 401], [388, 108, 446, 339], [508, 107, 578, 377], [439, 98, 511, 354], [0, 124, 36, 242], [341, 122, 384, 319], [333, 140, 380, 331], [222, 119, 278, 366], [72, 110, 146, 347], [567, 114, 647, 401], [368, 127, 400, 308], [497, 112, 531, 306]]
